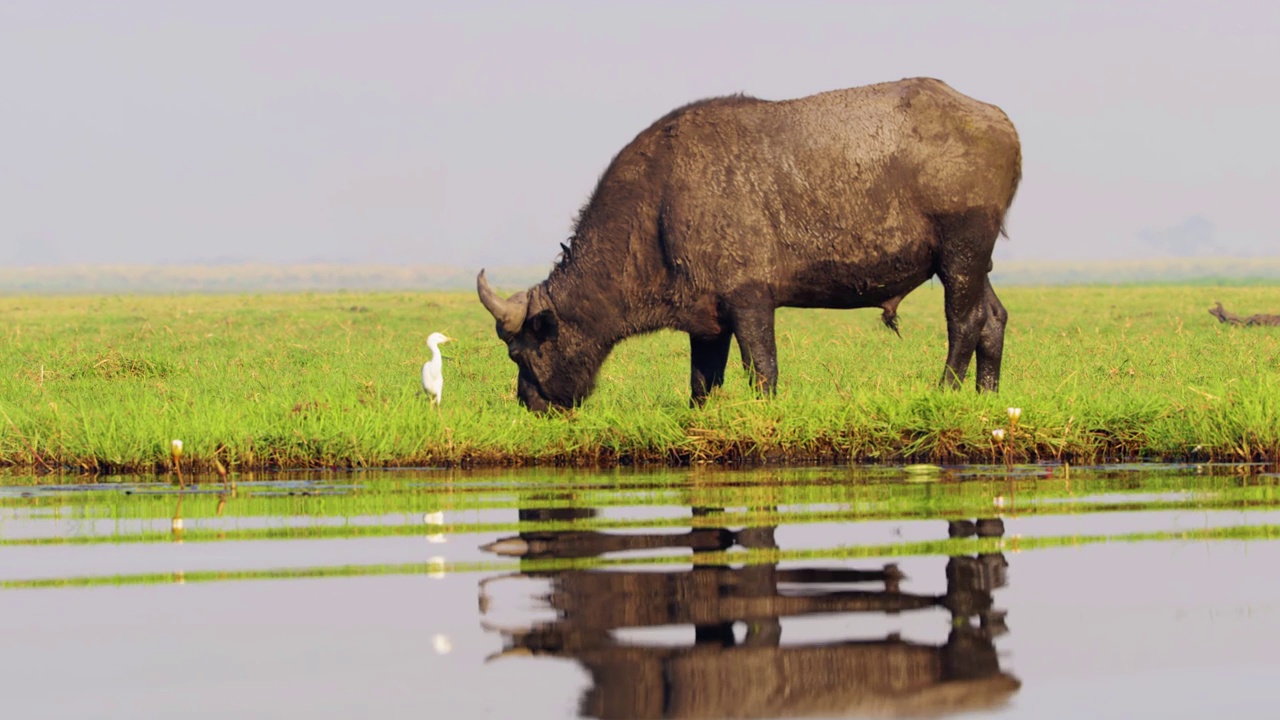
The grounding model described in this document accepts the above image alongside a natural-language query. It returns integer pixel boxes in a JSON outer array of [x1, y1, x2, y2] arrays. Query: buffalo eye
[[527, 310, 559, 341]]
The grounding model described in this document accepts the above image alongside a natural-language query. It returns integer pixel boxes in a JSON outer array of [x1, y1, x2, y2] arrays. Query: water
[[3, 464, 1280, 719]]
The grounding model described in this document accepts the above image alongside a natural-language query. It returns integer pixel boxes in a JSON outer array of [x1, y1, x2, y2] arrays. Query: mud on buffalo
[[477, 77, 1022, 412]]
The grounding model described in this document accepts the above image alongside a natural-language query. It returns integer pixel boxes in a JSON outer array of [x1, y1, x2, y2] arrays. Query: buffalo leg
[[974, 277, 1007, 392], [690, 331, 732, 406], [940, 281, 985, 389], [936, 210, 999, 390], [730, 303, 779, 395]]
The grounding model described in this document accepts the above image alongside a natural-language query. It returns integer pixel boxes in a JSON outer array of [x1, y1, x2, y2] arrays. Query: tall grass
[[1, 284, 1278, 473]]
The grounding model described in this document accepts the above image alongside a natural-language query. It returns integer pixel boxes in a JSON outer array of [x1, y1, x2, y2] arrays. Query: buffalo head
[[477, 269, 595, 412]]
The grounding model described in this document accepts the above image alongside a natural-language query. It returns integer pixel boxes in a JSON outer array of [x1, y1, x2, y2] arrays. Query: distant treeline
[[0, 263, 551, 294], [1, 258, 1279, 294], [989, 258, 1280, 286]]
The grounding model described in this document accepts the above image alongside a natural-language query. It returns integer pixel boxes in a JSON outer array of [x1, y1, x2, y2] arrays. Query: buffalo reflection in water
[[479, 504, 1017, 719]]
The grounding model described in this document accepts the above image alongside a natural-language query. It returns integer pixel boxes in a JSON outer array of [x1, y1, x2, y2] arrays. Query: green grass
[[1, 284, 1279, 473]]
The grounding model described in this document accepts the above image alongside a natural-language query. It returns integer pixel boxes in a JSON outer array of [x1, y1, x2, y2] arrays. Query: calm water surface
[[2, 464, 1279, 719]]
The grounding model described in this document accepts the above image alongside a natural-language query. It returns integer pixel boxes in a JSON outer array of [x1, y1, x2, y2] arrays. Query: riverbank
[[2, 285, 1278, 475]]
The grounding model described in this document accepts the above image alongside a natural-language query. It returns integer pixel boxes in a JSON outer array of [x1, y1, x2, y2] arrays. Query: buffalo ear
[[527, 309, 559, 340]]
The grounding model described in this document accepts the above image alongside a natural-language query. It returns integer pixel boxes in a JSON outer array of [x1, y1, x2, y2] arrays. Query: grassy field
[[1, 283, 1279, 474]]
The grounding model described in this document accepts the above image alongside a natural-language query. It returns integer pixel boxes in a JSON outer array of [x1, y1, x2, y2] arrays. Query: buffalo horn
[[476, 269, 529, 334]]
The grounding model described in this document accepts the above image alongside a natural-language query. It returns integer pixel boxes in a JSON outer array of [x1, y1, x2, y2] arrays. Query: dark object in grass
[[478, 77, 1023, 412], [1209, 302, 1280, 327]]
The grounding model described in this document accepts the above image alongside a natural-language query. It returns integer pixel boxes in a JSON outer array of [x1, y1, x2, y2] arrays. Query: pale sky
[[1, 1, 1277, 268]]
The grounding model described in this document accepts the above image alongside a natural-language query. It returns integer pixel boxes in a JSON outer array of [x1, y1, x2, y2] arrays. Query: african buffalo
[[478, 77, 1022, 411]]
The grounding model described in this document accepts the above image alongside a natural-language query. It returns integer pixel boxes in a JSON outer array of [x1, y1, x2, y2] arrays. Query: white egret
[[432, 634, 453, 655], [421, 332, 455, 406]]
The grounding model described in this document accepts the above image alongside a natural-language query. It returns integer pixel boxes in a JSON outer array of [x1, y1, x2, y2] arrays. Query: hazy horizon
[[2, 2, 1277, 272]]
